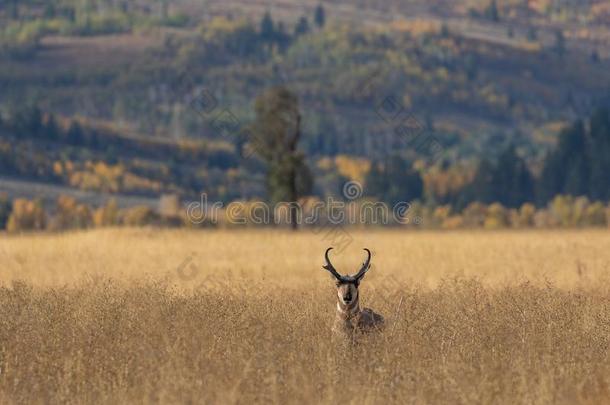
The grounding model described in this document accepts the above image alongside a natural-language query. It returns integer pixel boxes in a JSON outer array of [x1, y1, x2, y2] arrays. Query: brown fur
[[332, 284, 384, 340]]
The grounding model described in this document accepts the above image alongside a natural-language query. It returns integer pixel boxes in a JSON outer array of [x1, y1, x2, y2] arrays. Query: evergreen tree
[[554, 29, 566, 57], [11, 0, 19, 19], [494, 145, 533, 207], [365, 162, 387, 200], [45, 114, 60, 142], [536, 110, 610, 203], [365, 155, 423, 205], [386, 155, 423, 205], [537, 120, 587, 203], [485, 0, 499, 22], [260, 11, 275, 43], [588, 109, 610, 200], [590, 50, 600, 63], [294, 16, 310, 37], [467, 158, 495, 204], [66, 121, 84, 145], [314, 4, 326, 28], [527, 27, 537, 41], [274, 22, 291, 52], [537, 152, 562, 205], [11, 105, 43, 138], [0, 194, 11, 230], [311, 117, 338, 156], [44, 3, 56, 18], [466, 146, 534, 208], [564, 155, 588, 197]]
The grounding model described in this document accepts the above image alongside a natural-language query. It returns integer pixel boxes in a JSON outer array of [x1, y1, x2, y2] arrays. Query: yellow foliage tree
[[6, 199, 46, 233], [583, 202, 607, 226], [93, 199, 120, 227], [122, 205, 157, 226], [335, 155, 371, 184], [432, 205, 451, 228], [484, 203, 508, 229], [462, 202, 487, 228], [516, 203, 536, 227], [51, 195, 93, 230]]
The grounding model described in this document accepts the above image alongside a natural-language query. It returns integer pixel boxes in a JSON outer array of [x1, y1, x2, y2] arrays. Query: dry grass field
[[1, 228, 610, 404]]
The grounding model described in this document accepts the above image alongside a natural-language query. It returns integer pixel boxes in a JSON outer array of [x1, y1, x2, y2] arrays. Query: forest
[[1, 0, 609, 229]]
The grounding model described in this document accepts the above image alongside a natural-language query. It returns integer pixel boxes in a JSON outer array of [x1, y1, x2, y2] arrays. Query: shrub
[[484, 203, 508, 229], [6, 199, 46, 232], [122, 206, 158, 226], [93, 199, 120, 227], [162, 13, 190, 28], [533, 208, 555, 228], [516, 203, 536, 227], [432, 205, 451, 228], [548, 195, 575, 227], [584, 202, 607, 226], [442, 215, 463, 229], [49, 195, 93, 230], [0, 193, 12, 230], [462, 202, 487, 227], [0, 21, 42, 58], [66, 13, 132, 36]]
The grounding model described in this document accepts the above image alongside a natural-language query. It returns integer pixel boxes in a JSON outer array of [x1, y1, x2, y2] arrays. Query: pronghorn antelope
[[323, 247, 384, 339]]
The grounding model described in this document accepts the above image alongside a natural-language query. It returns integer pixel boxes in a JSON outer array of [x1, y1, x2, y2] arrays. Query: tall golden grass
[[1, 228, 610, 403]]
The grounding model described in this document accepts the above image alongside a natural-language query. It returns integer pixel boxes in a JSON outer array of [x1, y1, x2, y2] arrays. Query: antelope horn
[[323, 247, 344, 281], [353, 248, 372, 280]]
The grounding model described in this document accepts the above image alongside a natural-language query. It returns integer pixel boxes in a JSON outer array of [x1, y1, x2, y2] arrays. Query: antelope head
[[322, 247, 372, 306]]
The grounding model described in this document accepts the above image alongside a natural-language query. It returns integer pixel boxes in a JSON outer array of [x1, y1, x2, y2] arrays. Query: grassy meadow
[[1, 228, 610, 403]]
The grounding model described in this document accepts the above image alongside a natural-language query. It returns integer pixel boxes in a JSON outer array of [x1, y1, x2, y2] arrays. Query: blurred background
[[0, 0, 609, 231]]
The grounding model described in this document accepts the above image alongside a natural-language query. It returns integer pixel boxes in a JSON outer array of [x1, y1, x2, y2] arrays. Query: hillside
[[0, 0, 609, 211], [2, 1, 609, 160]]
